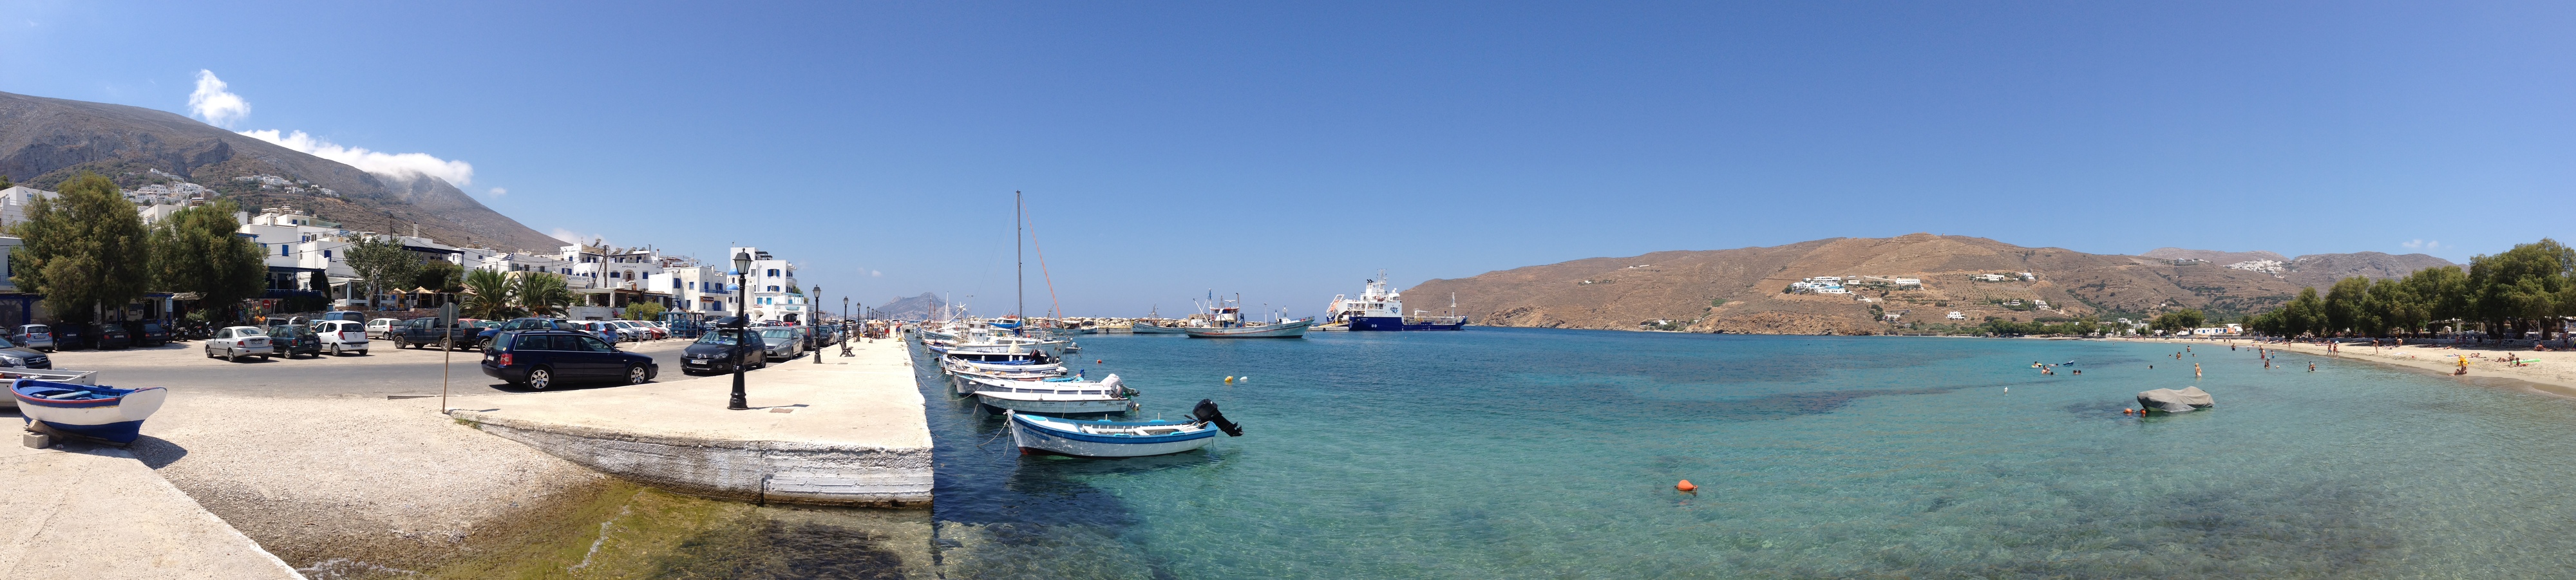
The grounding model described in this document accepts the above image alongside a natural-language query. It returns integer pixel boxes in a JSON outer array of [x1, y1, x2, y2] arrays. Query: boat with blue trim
[[970, 373, 1139, 415], [13, 379, 168, 445], [1325, 270, 1468, 331], [1007, 399, 1243, 458]]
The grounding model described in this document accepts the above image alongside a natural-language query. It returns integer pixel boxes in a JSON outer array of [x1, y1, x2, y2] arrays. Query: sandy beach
[[2125, 336, 2576, 398]]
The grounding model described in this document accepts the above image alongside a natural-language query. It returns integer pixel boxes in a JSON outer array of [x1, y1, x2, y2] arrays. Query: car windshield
[[238, 328, 267, 336], [695, 333, 742, 346]]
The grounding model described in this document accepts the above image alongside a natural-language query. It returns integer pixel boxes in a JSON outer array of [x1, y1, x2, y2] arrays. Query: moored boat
[[1325, 270, 1468, 331], [1183, 319, 1313, 338], [13, 379, 168, 445], [1130, 322, 1189, 334], [971, 374, 1139, 415], [1007, 399, 1243, 458]]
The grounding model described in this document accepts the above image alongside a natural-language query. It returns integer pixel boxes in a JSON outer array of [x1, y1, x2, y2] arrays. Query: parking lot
[[35, 336, 824, 398]]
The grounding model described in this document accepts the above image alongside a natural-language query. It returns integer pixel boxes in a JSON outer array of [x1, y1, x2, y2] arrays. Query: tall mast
[[1016, 191, 1024, 328]]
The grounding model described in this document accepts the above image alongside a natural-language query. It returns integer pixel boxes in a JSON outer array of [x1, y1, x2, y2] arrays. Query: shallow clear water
[[917, 328, 2576, 579]]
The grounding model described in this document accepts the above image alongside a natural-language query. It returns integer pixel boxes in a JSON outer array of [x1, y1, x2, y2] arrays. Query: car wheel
[[261, 353, 272, 360], [357, 350, 368, 356], [329, 344, 341, 356], [227, 349, 240, 362], [527, 367, 553, 391], [626, 364, 649, 385]]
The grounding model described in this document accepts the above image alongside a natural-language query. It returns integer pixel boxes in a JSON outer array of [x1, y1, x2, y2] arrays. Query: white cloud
[[2403, 239, 2441, 250], [239, 129, 475, 187], [871, 270, 884, 277], [187, 70, 250, 127], [486, 187, 507, 198], [549, 229, 606, 247]]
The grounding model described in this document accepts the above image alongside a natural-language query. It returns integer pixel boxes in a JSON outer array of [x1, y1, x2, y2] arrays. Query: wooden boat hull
[[1183, 319, 1313, 339], [1008, 412, 1217, 458], [12, 380, 167, 445]]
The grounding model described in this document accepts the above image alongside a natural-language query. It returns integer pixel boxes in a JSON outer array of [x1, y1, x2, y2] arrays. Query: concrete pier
[[0, 441, 303, 579], [449, 336, 932, 507]]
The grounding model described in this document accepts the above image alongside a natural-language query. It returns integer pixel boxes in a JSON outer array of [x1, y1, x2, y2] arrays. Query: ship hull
[[1346, 315, 1467, 332]]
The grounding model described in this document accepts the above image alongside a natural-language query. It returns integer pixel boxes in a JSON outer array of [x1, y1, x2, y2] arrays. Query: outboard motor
[[1193, 398, 1244, 436]]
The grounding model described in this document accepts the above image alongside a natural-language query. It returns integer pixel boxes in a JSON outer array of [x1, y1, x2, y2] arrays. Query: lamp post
[[811, 285, 823, 364], [729, 251, 752, 410]]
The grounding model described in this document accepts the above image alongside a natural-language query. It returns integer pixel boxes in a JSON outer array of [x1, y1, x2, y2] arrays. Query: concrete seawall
[[450, 337, 932, 507]]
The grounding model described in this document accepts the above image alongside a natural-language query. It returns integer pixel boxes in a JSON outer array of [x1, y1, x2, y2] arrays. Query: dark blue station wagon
[[480, 330, 658, 390]]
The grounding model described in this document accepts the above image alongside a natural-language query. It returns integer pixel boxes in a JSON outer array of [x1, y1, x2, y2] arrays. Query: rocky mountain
[[2280, 252, 2456, 288], [1406, 234, 2450, 335], [2141, 248, 2289, 265], [872, 292, 947, 321], [0, 91, 561, 252]]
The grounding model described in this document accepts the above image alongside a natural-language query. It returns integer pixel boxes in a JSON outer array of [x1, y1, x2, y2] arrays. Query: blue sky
[[4, 1, 2571, 316]]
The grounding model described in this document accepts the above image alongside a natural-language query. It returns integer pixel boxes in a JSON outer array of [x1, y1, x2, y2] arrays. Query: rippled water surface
[[917, 328, 2576, 579]]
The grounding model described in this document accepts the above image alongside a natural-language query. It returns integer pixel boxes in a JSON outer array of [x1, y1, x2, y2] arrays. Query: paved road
[[34, 337, 832, 398]]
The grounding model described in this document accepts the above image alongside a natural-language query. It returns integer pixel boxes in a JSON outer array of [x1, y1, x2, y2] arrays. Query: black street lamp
[[729, 251, 752, 410], [811, 285, 823, 364]]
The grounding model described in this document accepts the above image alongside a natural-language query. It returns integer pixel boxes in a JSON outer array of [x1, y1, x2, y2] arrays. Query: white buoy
[[1240, 376, 1251, 382]]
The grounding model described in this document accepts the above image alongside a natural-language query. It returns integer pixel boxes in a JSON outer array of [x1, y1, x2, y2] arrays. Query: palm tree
[[513, 272, 574, 317], [462, 268, 516, 319]]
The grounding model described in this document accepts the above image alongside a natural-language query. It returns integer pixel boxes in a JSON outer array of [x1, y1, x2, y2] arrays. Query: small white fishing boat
[[1007, 399, 1243, 458], [1183, 318, 1312, 339], [971, 373, 1137, 415], [13, 379, 168, 445]]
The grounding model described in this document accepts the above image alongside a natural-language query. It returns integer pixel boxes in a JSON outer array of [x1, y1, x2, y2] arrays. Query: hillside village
[[0, 182, 818, 329]]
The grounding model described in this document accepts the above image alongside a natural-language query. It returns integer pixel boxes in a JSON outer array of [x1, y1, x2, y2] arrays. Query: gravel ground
[[126, 391, 609, 577]]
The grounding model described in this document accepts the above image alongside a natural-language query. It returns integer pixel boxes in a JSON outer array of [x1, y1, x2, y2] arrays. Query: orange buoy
[[2122, 408, 2134, 416], [1225, 376, 1235, 384], [1097, 359, 1104, 364], [1676, 480, 1698, 493]]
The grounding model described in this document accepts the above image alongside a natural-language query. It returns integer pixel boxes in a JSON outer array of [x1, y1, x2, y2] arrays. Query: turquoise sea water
[[916, 328, 2576, 579]]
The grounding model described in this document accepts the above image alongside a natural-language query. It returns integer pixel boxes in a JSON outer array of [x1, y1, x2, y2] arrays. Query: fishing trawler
[[1325, 271, 1467, 331]]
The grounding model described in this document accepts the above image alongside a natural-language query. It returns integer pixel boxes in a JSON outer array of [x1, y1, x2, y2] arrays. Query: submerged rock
[[2136, 386, 2215, 413]]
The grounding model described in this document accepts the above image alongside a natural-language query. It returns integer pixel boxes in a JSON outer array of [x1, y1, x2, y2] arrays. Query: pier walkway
[[0, 440, 303, 579], [448, 335, 933, 506]]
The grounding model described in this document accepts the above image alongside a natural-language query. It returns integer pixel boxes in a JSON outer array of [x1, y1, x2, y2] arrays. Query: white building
[[734, 247, 805, 323]]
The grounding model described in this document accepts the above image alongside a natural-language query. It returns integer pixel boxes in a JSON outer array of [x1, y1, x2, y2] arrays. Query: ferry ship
[[1325, 271, 1468, 332]]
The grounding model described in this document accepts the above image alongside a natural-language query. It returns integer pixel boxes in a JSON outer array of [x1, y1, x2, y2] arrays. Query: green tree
[[413, 261, 464, 293], [624, 301, 665, 321], [2467, 239, 2571, 341], [343, 236, 419, 310], [2280, 288, 2326, 338], [2369, 278, 2428, 337], [512, 272, 573, 317], [462, 268, 516, 319], [2407, 265, 2470, 332], [149, 198, 267, 323], [2324, 276, 2375, 337], [2150, 308, 2206, 334], [11, 173, 149, 323]]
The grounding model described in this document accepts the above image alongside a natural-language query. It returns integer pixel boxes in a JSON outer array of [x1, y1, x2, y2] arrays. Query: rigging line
[[1025, 205, 1063, 319]]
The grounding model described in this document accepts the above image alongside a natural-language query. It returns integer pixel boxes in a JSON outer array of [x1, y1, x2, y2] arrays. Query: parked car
[[95, 324, 133, 350], [480, 330, 658, 390], [366, 318, 402, 339], [10, 324, 54, 352], [135, 322, 171, 347], [569, 321, 621, 344], [51, 324, 88, 351], [313, 320, 370, 355], [477, 318, 576, 344], [0, 336, 52, 369], [266, 324, 324, 359], [599, 321, 641, 342], [754, 327, 804, 360], [321, 310, 366, 323], [681, 330, 766, 375], [204, 326, 274, 362], [391, 318, 482, 350]]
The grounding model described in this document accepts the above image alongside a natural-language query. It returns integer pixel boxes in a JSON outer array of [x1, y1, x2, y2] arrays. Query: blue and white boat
[[1007, 399, 1243, 458], [13, 379, 168, 445], [1325, 270, 1468, 331]]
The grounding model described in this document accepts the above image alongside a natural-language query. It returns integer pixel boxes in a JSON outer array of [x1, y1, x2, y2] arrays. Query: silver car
[[0, 335, 51, 369], [204, 326, 274, 362], [10, 324, 54, 353]]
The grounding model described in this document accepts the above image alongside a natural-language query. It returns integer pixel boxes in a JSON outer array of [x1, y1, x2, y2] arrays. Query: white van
[[366, 318, 402, 339]]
